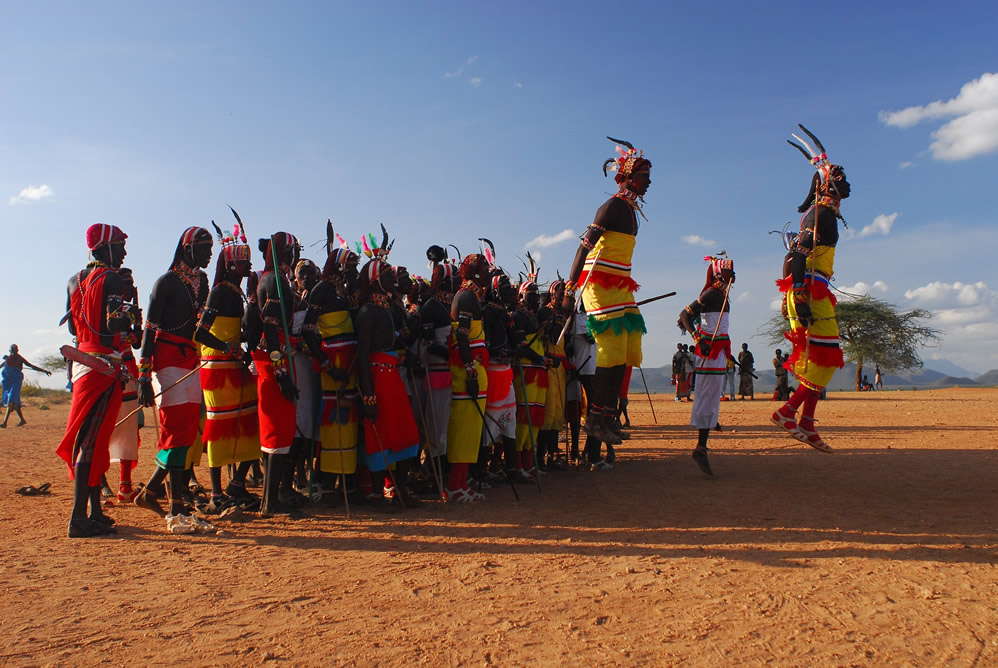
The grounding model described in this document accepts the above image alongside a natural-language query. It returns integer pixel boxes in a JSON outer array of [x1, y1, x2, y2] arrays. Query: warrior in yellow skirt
[[303, 240, 362, 502], [445, 254, 491, 502], [772, 125, 851, 452], [512, 270, 547, 478], [567, 137, 651, 449], [538, 279, 569, 469], [196, 222, 260, 512]]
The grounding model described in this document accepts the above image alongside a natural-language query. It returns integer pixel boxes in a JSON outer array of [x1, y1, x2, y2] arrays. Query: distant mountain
[[921, 358, 980, 379], [926, 375, 979, 388], [628, 361, 997, 393], [973, 369, 998, 386]]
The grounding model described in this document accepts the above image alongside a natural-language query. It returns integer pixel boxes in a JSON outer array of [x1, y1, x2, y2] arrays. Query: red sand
[[2, 388, 996, 665]]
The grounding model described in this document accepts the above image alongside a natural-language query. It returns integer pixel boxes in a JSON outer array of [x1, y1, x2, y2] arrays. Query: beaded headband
[[602, 136, 649, 178], [86, 223, 127, 250]]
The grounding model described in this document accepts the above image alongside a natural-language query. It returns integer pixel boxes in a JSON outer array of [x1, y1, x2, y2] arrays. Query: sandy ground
[[2, 388, 997, 666]]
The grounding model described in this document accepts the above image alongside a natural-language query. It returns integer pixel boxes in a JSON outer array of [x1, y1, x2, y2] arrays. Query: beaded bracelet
[[138, 359, 152, 382], [362, 395, 377, 406]]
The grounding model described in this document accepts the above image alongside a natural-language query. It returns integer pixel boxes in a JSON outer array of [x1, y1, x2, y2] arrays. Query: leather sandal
[[795, 425, 833, 453], [771, 410, 805, 441]]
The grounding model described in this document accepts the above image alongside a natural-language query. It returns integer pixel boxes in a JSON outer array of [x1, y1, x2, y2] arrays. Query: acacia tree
[[759, 295, 942, 390], [39, 353, 69, 373]]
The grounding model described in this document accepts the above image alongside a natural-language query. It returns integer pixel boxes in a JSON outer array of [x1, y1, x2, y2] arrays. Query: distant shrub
[[38, 403, 49, 411], [20, 380, 43, 397]]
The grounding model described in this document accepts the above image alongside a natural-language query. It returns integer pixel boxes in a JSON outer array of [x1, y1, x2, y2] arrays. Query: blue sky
[[3, 1, 997, 387]]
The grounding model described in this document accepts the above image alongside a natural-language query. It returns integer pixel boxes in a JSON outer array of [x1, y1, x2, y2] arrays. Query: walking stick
[[368, 421, 405, 509], [114, 361, 208, 427], [417, 344, 448, 500], [696, 277, 733, 372], [556, 248, 601, 348], [407, 366, 446, 502], [514, 360, 542, 492], [635, 292, 677, 307], [269, 235, 298, 387], [636, 366, 657, 424], [472, 397, 519, 502]]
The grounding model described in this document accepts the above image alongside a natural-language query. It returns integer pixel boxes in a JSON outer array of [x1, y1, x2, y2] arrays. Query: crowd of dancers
[[56, 130, 850, 537]]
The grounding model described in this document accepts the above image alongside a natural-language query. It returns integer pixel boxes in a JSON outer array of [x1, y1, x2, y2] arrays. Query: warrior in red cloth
[[355, 245, 421, 508], [58, 224, 137, 537], [252, 232, 304, 516], [134, 226, 218, 534]]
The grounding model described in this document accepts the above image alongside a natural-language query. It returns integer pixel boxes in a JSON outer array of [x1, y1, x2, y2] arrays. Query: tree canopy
[[759, 295, 942, 390]]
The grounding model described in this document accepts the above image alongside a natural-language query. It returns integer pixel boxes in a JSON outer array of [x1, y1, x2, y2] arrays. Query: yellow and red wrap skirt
[[513, 335, 547, 452], [317, 310, 359, 474], [447, 320, 489, 464], [579, 231, 645, 368], [362, 351, 420, 471], [776, 245, 844, 392], [541, 341, 566, 431], [199, 316, 260, 467]]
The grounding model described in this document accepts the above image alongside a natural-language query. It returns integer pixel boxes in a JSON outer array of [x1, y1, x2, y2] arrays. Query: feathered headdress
[[360, 224, 393, 260], [517, 251, 540, 297], [787, 124, 848, 216], [210, 207, 250, 263], [478, 238, 496, 268], [602, 136, 649, 179]]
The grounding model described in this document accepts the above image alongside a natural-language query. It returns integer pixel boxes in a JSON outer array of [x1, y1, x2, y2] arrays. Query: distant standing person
[[672, 343, 686, 403], [2, 344, 52, 427], [722, 356, 736, 401], [773, 348, 790, 401], [737, 343, 754, 399], [875, 364, 883, 390]]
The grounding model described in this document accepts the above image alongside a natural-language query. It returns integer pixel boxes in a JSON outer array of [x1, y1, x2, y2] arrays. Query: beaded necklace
[[219, 280, 247, 304], [613, 188, 647, 230], [171, 264, 202, 303], [366, 292, 390, 310], [460, 280, 486, 302]]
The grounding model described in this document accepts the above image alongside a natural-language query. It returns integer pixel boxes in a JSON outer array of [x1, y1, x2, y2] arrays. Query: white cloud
[[513, 82, 523, 89], [879, 72, 998, 160], [769, 297, 784, 312], [858, 212, 898, 238], [835, 280, 889, 298], [469, 77, 482, 88], [735, 291, 751, 303], [681, 234, 716, 247], [525, 229, 575, 249], [9, 184, 53, 205], [905, 280, 995, 309], [444, 55, 478, 79], [899, 160, 914, 169]]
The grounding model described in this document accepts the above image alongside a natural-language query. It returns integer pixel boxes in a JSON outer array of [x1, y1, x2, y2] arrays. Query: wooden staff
[[696, 277, 733, 372]]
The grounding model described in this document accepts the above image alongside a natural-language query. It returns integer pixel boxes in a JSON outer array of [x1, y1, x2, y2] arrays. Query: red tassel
[[199, 367, 244, 391], [775, 275, 836, 306], [581, 271, 640, 293]]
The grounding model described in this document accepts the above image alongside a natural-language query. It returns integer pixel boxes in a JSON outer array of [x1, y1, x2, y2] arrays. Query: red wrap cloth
[[153, 331, 201, 450], [362, 352, 420, 472], [57, 267, 124, 486], [252, 350, 297, 453]]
